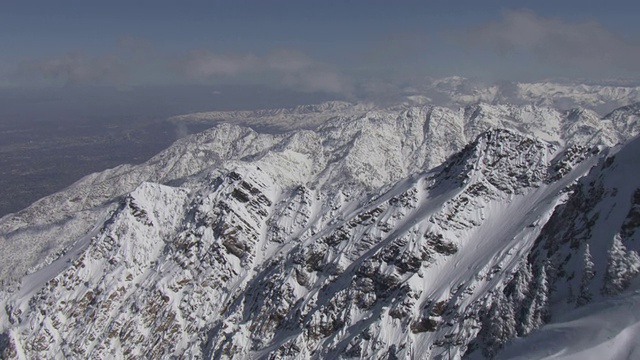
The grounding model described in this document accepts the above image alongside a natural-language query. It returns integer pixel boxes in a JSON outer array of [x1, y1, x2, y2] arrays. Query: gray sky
[[1, 0, 639, 94]]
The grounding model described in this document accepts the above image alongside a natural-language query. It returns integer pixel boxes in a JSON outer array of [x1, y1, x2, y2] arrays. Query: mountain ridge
[[1, 102, 640, 359]]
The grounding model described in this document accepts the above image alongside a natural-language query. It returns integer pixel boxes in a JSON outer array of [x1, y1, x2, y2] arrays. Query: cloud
[[12, 36, 157, 87], [177, 48, 352, 94], [265, 49, 317, 73], [180, 50, 260, 78], [16, 52, 127, 86], [11, 39, 352, 93], [462, 9, 640, 73]]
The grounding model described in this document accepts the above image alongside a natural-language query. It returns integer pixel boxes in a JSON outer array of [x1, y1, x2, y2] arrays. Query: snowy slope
[[481, 135, 640, 360], [497, 290, 640, 360], [0, 102, 640, 359], [0, 130, 616, 359], [4, 102, 636, 284]]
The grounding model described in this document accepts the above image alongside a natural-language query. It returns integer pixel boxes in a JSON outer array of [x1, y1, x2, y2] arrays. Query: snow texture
[[0, 101, 640, 359]]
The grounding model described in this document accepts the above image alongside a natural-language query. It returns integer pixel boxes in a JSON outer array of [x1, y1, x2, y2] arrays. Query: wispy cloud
[[12, 36, 157, 87], [179, 50, 260, 78], [15, 10, 638, 93], [16, 52, 127, 86], [12, 43, 353, 94], [461, 9, 640, 73], [177, 48, 352, 94]]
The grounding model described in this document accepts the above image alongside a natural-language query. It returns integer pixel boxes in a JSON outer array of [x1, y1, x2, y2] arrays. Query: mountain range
[[169, 78, 640, 133], [1, 99, 640, 359]]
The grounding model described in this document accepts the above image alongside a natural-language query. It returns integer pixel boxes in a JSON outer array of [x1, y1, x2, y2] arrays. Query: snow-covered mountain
[[2, 103, 633, 283], [169, 81, 640, 133], [418, 77, 640, 115], [1, 102, 640, 359], [170, 101, 377, 132]]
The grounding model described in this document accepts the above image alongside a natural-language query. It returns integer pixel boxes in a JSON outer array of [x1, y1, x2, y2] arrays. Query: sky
[[1, 0, 639, 95], [1, 0, 639, 215]]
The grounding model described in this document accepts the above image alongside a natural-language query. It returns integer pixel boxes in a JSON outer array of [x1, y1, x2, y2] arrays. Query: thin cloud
[[176, 48, 352, 94], [12, 37, 353, 93], [180, 50, 260, 78], [16, 52, 127, 86], [462, 9, 640, 73], [265, 49, 317, 73], [12, 36, 156, 87]]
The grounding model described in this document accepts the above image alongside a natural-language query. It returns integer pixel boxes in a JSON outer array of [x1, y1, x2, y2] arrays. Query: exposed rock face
[[2, 102, 637, 284], [1, 102, 640, 359], [468, 135, 640, 358]]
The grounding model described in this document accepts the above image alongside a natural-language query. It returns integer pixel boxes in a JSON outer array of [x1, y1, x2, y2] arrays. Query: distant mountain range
[[416, 77, 640, 115], [170, 78, 640, 133]]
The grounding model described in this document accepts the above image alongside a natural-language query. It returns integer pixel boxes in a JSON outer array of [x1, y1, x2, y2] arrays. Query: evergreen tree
[[519, 262, 551, 335], [481, 289, 517, 358], [531, 264, 550, 328], [507, 261, 532, 304], [506, 262, 533, 336], [602, 235, 640, 296], [577, 244, 595, 306], [520, 298, 536, 336]]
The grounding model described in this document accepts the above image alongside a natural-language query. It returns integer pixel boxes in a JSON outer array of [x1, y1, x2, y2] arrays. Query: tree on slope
[[531, 264, 550, 327], [480, 289, 517, 358], [504, 261, 533, 336], [577, 244, 596, 306], [602, 234, 640, 296], [518, 263, 550, 335]]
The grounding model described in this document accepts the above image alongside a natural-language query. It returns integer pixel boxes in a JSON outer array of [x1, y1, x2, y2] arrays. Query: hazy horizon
[[2, 0, 640, 217], [2, 1, 639, 93]]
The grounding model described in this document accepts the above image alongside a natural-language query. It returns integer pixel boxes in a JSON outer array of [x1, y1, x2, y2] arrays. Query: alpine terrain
[[1, 101, 640, 359]]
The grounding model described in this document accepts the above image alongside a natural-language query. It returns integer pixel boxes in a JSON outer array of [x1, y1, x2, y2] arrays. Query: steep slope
[[3, 102, 636, 283], [0, 104, 592, 286], [1, 102, 640, 359], [467, 135, 640, 359], [0, 124, 284, 283], [0, 127, 611, 359]]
